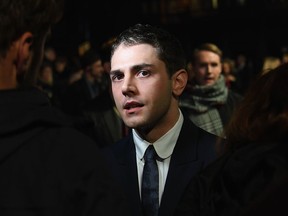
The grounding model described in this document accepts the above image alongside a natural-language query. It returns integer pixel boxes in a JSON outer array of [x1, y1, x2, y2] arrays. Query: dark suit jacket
[[101, 115, 220, 216]]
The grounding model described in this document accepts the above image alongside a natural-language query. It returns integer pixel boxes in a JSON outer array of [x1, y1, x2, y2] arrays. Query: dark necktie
[[142, 145, 159, 216]]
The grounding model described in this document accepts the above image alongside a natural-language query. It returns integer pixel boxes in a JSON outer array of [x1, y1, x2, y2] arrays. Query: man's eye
[[138, 70, 150, 77], [111, 73, 124, 81]]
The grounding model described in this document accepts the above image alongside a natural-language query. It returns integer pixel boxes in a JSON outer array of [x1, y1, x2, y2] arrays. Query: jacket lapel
[[159, 118, 208, 216]]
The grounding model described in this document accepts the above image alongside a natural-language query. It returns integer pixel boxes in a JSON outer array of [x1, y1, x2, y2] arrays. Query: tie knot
[[144, 145, 156, 162]]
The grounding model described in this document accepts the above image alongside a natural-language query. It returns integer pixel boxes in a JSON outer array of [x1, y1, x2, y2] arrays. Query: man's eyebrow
[[133, 63, 152, 70], [130, 63, 154, 73], [109, 69, 121, 75], [110, 63, 153, 75]]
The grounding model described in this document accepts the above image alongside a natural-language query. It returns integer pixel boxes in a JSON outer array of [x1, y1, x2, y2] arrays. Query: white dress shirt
[[133, 110, 184, 205]]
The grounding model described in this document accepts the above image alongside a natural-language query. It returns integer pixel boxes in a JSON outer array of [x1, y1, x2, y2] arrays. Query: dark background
[[48, 0, 288, 71]]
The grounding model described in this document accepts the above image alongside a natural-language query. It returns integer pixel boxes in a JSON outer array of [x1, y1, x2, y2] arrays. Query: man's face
[[193, 50, 222, 86], [110, 43, 175, 133]]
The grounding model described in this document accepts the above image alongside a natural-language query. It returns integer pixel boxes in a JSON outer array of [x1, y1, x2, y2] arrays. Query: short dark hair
[[111, 23, 187, 77], [0, 0, 64, 57]]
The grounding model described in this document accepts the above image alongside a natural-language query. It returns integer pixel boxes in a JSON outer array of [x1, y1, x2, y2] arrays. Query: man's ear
[[16, 32, 33, 72], [172, 69, 188, 97]]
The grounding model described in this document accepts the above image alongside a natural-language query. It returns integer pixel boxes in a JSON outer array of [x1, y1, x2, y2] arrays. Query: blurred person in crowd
[[175, 63, 288, 216], [0, 0, 130, 215], [52, 55, 71, 108], [101, 23, 221, 216], [67, 56, 84, 84], [62, 48, 122, 147], [234, 53, 255, 95], [180, 43, 242, 137], [222, 57, 237, 89], [62, 49, 109, 115], [37, 62, 54, 99], [261, 56, 281, 74], [43, 46, 57, 66]]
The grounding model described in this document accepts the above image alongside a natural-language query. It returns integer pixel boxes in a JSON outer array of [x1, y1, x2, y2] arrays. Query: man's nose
[[206, 65, 212, 74], [121, 75, 136, 97]]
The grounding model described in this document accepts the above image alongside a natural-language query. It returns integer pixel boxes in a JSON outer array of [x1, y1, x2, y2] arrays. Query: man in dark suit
[[101, 24, 221, 216]]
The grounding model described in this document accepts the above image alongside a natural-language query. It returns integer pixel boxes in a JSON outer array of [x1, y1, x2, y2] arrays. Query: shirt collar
[[134, 109, 184, 160]]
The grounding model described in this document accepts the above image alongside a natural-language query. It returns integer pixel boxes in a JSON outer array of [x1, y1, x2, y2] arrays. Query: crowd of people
[[1, 0, 288, 216]]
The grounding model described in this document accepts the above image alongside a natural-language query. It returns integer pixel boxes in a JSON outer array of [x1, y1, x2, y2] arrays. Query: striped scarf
[[180, 75, 228, 137]]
